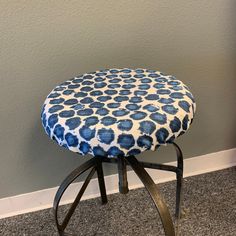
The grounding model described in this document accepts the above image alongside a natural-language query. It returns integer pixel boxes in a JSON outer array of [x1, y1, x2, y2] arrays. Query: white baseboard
[[1, 148, 236, 219]]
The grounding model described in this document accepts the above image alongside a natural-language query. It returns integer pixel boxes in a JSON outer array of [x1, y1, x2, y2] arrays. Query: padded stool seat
[[41, 68, 196, 158]]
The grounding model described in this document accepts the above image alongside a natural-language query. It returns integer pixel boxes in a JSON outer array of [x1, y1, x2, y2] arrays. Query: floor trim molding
[[1, 148, 236, 219]]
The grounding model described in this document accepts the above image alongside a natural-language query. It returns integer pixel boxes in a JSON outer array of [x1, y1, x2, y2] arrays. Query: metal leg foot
[[53, 158, 97, 234], [124, 155, 175, 236]]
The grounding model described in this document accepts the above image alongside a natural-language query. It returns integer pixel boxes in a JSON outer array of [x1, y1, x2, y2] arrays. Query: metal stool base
[[53, 142, 183, 236]]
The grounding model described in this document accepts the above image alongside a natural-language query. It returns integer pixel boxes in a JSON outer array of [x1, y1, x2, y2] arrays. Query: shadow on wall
[[26, 118, 86, 188]]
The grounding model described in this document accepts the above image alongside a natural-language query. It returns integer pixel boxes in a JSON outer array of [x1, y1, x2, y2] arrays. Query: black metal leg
[[53, 158, 97, 235], [124, 155, 175, 236], [117, 156, 129, 194], [176, 173, 183, 219], [95, 156, 108, 204], [172, 143, 184, 219]]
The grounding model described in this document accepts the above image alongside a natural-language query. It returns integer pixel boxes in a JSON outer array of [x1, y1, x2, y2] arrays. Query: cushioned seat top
[[41, 68, 196, 157]]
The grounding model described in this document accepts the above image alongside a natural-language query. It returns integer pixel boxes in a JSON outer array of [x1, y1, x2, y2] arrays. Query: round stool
[[41, 68, 196, 236]]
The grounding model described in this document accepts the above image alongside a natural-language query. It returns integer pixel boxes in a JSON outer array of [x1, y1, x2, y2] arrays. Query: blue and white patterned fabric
[[41, 68, 196, 158]]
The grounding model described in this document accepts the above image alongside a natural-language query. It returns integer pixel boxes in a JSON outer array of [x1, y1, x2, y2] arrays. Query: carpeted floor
[[0, 167, 236, 236]]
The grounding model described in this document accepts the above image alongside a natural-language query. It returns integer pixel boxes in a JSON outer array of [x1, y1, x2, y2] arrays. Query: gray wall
[[1, 1, 236, 198]]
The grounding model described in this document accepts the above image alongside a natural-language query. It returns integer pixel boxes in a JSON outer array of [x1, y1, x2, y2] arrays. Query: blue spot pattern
[[117, 119, 133, 131], [79, 142, 91, 154], [65, 117, 81, 129], [84, 116, 99, 126], [137, 135, 153, 149], [48, 114, 58, 128], [65, 133, 78, 147], [59, 110, 75, 118], [41, 68, 196, 157], [98, 128, 115, 144]]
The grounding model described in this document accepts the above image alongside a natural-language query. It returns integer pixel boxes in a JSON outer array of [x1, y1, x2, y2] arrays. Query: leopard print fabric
[[41, 68, 196, 158]]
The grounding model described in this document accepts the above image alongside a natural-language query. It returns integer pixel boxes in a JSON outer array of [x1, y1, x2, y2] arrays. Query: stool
[[41, 68, 196, 235]]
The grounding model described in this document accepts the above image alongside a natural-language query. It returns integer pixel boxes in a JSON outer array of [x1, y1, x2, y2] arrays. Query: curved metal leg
[[53, 158, 98, 235], [124, 155, 175, 236], [172, 142, 183, 219]]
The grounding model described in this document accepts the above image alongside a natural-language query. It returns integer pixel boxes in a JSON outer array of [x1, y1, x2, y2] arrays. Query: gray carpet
[[1, 167, 236, 236]]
